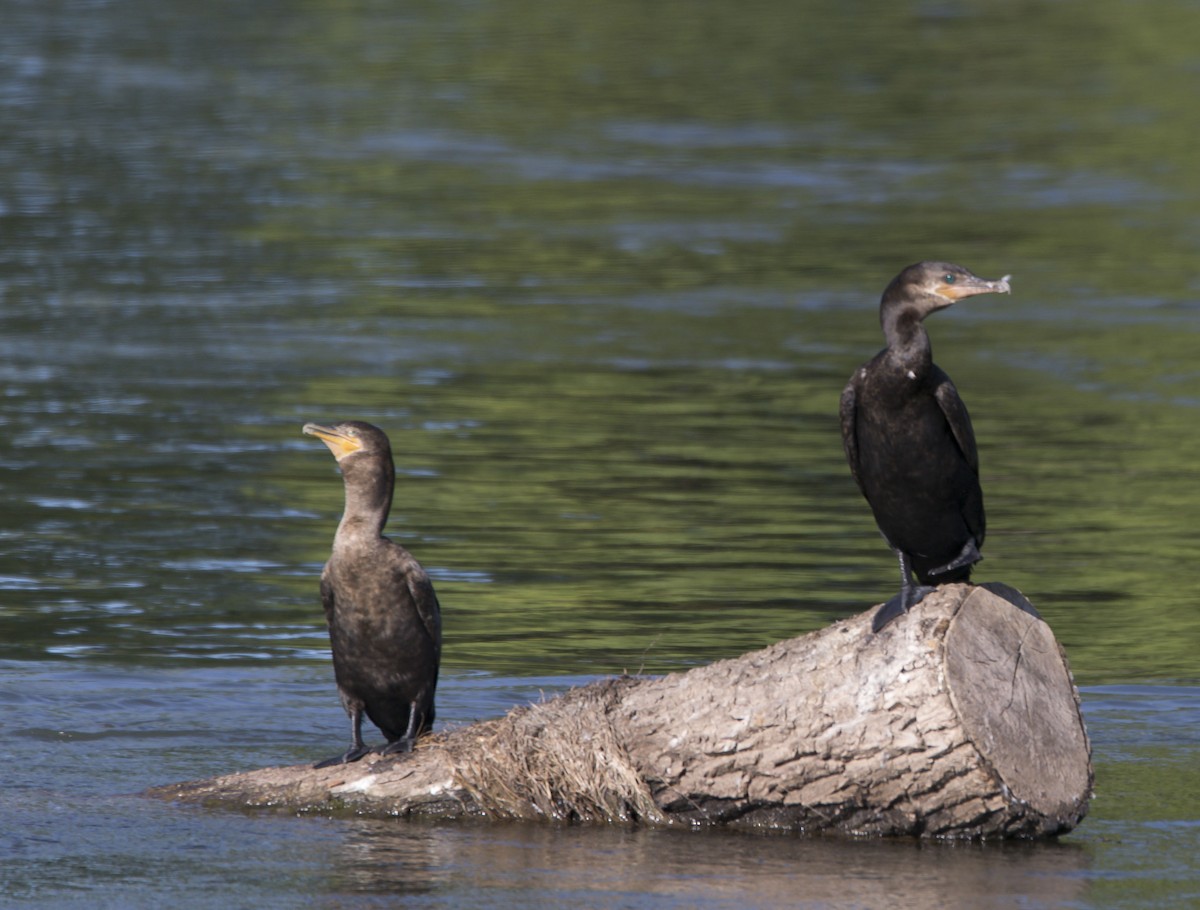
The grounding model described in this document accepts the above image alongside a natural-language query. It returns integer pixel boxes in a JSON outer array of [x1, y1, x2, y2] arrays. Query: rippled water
[[2, 0, 1199, 906]]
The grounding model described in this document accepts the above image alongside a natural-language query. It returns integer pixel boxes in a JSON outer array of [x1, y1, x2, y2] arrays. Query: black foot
[[312, 744, 374, 769], [979, 582, 1041, 619], [378, 736, 416, 757], [872, 585, 936, 633], [928, 539, 983, 577]]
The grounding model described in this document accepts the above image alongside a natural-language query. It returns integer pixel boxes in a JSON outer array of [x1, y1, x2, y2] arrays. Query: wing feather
[[839, 373, 865, 494], [932, 368, 979, 474]]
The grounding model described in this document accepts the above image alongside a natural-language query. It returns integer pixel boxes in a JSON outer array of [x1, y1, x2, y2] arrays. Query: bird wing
[[838, 373, 865, 494], [319, 568, 336, 627], [405, 570, 443, 657], [933, 368, 979, 474], [383, 544, 443, 657]]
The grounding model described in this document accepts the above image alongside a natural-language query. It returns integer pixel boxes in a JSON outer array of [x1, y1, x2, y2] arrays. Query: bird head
[[884, 261, 1012, 318], [302, 420, 391, 463]]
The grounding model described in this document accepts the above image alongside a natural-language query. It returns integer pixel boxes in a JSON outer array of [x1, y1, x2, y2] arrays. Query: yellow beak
[[302, 423, 362, 461]]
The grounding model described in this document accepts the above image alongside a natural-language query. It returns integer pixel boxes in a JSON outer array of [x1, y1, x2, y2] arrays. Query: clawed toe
[[312, 744, 374, 769], [378, 737, 415, 757], [872, 584, 936, 633]]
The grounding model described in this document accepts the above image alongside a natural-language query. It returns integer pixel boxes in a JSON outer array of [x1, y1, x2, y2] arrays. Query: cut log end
[[147, 584, 1092, 839], [944, 586, 1092, 834]]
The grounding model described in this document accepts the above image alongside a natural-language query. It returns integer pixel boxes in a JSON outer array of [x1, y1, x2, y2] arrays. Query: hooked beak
[[303, 422, 362, 461], [938, 273, 1013, 301]]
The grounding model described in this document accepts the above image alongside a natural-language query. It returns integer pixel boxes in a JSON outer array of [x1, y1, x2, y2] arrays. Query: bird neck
[[881, 306, 933, 377], [334, 459, 394, 542]]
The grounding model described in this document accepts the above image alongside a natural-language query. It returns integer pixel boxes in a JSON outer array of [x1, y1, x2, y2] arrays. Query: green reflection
[[257, 290, 1200, 681], [2, 3, 1199, 907], [1, 0, 1198, 689]]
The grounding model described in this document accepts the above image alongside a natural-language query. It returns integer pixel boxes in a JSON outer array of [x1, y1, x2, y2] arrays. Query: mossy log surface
[[148, 584, 1092, 838]]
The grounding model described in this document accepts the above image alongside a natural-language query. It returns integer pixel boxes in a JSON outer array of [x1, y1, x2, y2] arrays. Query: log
[[147, 584, 1092, 838]]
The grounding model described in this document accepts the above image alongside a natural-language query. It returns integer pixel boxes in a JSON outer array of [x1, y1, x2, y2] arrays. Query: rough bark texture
[[148, 584, 1092, 838]]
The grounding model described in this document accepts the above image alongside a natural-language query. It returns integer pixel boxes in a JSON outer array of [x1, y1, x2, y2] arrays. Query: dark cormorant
[[839, 261, 1011, 632], [302, 420, 442, 767]]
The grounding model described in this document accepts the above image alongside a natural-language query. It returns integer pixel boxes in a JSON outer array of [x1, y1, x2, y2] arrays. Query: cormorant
[[302, 420, 442, 767], [839, 261, 1011, 632]]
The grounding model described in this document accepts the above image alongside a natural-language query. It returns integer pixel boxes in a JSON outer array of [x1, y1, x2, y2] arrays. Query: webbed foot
[[979, 581, 1041, 619], [378, 736, 416, 757], [312, 743, 374, 769], [928, 539, 983, 577], [872, 584, 936, 633]]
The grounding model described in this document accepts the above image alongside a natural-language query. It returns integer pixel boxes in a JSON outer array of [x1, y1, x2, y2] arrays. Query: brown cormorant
[[839, 261, 1011, 632], [302, 420, 442, 767]]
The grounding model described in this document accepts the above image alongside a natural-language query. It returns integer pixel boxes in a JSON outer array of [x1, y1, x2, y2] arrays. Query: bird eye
[[943, 273, 956, 284]]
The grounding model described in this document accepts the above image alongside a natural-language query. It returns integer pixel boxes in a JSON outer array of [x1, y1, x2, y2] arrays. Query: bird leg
[[313, 707, 375, 769], [928, 538, 982, 577], [872, 551, 936, 633], [378, 701, 426, 757]]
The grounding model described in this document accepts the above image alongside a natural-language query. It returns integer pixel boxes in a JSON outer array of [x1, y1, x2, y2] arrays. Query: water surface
[[2, 0, 1198, 906]]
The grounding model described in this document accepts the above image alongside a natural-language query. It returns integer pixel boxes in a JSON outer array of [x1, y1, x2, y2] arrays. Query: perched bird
[[839, 261, 1011, 632], [302, 420, 442, 767]]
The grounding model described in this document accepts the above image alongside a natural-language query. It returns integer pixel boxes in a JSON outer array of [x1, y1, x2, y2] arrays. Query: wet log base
[[148, 584, 1092, 838]]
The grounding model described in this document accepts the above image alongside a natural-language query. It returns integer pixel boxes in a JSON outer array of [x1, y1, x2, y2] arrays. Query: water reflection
[[318, 820, 1092, 909], [2, 0, 1200, 905], [4, 0, 1200, 681], [3, 661, 1196, 909], [322, 823, 454, 897]]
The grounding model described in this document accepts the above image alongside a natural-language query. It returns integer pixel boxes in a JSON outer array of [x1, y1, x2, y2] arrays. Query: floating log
[[148, 584, 1092, 838]]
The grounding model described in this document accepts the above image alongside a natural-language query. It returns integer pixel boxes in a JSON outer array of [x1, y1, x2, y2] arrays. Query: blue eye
[[943, 273, 956, 284]]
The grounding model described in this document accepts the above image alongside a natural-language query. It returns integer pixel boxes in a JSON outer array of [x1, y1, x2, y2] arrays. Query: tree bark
[[148, 584, 1092, 838]]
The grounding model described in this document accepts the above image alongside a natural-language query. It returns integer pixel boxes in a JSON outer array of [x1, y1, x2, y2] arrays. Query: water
[[1, 666, 1196, 907], [2, 0, 1198, 906]]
